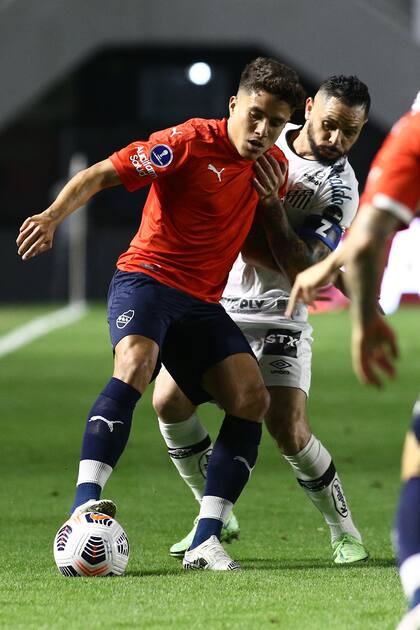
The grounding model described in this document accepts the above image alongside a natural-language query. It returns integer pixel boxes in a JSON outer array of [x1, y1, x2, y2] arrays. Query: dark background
[[1, 46, 386, 302]]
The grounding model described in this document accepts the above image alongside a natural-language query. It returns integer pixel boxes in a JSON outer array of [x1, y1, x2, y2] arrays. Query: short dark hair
[[318, 75, 371, 116], [238, 56, 306, 112]]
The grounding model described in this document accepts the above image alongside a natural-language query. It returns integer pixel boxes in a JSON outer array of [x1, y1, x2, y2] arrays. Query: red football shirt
[[361, 106, 420, 226], [110, 118, 288, 303]]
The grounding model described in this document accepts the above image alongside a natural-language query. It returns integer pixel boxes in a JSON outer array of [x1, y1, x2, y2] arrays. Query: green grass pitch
[[2, 304, 419, 629]]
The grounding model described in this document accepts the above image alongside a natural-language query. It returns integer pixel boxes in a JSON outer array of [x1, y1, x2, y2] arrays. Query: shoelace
[[204, 538, 234, 565], [334, 537, 357, 557]]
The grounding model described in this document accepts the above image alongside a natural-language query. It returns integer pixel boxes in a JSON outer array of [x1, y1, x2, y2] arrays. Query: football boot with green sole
[[332, 533, 369, 564], [170, 512, 240, 557]]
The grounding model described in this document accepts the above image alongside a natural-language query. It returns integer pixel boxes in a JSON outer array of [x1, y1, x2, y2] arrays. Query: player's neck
[[291, 125, 315, 160]]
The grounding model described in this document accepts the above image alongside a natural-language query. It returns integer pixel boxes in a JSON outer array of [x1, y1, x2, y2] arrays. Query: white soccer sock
[[158, 412, 212, 502], [400, 554, 420, 599], [198, 495, 233, 524], [76, 459, 113, 488], [283, 434, 362, 543]]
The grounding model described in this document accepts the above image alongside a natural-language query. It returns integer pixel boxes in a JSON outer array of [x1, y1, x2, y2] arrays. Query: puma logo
[[170, 127, 182, 137], [233, 455, 253, 474], [89, 415, 124, 432], [208, 163, 225, 182]]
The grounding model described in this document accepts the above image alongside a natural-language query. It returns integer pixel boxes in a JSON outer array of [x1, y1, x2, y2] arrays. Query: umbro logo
[[208, 163, 224, 182], [168, 447, 194, 459], [270, 358, 292, 370]]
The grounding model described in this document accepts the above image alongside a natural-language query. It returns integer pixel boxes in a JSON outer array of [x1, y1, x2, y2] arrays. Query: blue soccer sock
[[396, 477, 420, 606], [396, 411, 420, 606], [190, 414, 262, 549], [71, 377, 141, 513]]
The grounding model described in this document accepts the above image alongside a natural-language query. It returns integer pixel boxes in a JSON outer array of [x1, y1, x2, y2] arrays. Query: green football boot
[[170, 512, 240, 558], [332, 533, 369, 564]]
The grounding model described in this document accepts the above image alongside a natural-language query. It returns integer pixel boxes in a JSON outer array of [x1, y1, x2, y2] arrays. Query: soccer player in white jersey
[[153, 76, 370, 563]]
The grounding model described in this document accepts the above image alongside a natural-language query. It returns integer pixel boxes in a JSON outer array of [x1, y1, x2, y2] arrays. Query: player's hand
[[16, 213, 58, 260], [286, 257, 339, 317], [351, 314, 399, 387], [253, 154, 287, 207]]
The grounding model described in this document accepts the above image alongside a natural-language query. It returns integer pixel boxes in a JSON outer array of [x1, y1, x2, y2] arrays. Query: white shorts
[[236, 318, 313, 395]]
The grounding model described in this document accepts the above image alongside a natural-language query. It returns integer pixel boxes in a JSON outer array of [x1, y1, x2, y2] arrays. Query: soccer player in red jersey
[[286, 93, 420, 626], [17, 57, 305, 571]]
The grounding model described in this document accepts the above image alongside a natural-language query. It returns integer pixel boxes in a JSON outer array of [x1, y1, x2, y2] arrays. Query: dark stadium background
[[0, 45, 400, 303], [0, 0, 417, 308]]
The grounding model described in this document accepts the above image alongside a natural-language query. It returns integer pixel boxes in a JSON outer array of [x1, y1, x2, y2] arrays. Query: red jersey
[[361, 100, 420, 226], [110, 118, 288, 303]]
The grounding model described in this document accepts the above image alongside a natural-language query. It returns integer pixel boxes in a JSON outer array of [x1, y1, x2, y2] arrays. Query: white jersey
[[222, 122, 359, 323]]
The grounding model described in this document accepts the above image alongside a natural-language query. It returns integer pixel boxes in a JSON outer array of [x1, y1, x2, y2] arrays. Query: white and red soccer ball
[[53, 512, 129, 577]]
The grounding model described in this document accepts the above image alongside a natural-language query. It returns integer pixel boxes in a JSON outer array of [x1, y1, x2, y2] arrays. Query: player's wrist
[[44, 204, 67, 226], [259, 196, 284, 214]]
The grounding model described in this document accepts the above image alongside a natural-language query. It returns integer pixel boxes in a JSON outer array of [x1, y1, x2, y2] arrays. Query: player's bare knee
[[152, 388, 171, 418], [114, 344, 156, 388], [229, 382, 270, 421], [280, 426, 310, 454], [266, 410, 310, 454], [152, 387, 193, 421]]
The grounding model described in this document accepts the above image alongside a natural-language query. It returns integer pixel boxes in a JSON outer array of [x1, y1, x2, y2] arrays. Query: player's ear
[[229, 95, 238, 116], [305, 97, 314, 120]]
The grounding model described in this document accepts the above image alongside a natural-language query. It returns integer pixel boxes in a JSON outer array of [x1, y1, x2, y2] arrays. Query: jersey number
[[315, 219, 333, 238]]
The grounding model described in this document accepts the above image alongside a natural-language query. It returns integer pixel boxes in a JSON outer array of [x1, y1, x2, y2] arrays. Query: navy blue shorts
[[107, 270, 254, 404]]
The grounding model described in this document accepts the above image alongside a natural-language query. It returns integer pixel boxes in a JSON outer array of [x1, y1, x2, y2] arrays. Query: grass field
[[2, 304, 419, 629]]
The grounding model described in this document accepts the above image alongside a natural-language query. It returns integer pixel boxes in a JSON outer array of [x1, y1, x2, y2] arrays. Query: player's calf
[[70, 377, 141, 514], [395, 401, 420, 617], [189, 414, 261, 549]]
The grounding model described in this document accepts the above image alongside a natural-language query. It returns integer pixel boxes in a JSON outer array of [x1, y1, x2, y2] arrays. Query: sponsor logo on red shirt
[[129, 146, 157, 178]]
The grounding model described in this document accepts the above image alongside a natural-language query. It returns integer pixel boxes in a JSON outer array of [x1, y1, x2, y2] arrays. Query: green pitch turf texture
[[2, 304, 419, 629]]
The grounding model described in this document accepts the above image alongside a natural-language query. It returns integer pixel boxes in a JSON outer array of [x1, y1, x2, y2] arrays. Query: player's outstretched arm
[[17, 159, 120, 261], [285, 251, 342, 316], [343, 204, 401, 386], [351, 314, 399, 387]]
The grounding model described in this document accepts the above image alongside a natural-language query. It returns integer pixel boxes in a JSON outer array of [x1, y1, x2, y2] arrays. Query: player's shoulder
[[330, 155, 358, 187], [176, 117, 227, 142], [325, 157, 359, 212], [149, 117, 226, 148], [275, 122, 300, 156], [367, 107, 420, 178], [388, 108, 420, 152]]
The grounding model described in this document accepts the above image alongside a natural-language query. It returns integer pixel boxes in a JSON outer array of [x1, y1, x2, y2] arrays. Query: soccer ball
[[53, 512, 130, 577]]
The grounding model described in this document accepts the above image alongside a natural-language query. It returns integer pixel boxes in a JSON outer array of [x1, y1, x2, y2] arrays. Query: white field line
[[0, 302, 88, 359]]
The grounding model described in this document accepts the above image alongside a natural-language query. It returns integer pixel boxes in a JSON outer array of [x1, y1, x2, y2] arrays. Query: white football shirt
[[222, 123, 359, 322]]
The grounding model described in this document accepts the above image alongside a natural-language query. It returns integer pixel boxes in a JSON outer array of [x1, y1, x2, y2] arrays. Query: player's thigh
[[202, 352, 269, 421], [153, 367, 197, 421], [108, 270, 195, 393], [108, 271, 171, 347], [401, 432, 420, 480], [240, 320, 313, 395], [401, 399, 420, 480], [162, 302, 260, 410]]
